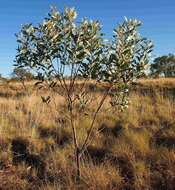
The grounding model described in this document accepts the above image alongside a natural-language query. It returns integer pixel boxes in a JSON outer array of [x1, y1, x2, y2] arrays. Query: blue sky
[[0, 0, 175, 76]]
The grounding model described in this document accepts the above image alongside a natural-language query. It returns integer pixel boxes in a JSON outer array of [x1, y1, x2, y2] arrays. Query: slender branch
[[80, 84, 113, 153], [68, 98, 78, 148], [69, 63, 81, 96], [69, 60, 75, 94]]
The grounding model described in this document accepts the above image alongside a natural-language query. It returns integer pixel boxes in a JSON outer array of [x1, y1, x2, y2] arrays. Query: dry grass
[[138, 77, 175, 88], [0, 78, 175, 190]]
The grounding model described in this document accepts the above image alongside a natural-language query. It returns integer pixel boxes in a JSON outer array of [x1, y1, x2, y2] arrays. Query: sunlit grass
[[0, 78, 175, 189]]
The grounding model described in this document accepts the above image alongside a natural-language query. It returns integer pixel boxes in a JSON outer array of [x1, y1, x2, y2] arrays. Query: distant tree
[[0, 74, 7, 81], [150, 54, 175, 77], [11, 67, 34, 80]]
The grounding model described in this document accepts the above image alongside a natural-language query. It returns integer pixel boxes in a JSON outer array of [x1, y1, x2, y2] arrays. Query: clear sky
[[0, 0, 175, 76]]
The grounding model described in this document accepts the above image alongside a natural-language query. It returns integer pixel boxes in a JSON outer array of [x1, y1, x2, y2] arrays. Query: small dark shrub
[[99, 121, 123, 137], [155, 136, 175, 148], [152, 125, 175, 149], [38, 126, 71, 147], [11, 137, 29, 164], [85, 146, 111, 164], [25, 154, 46, 179], [98, 123, 111, 135], [109, 154, 135, 189], [150, 162, 175, 190], [11, 137, 46, 179], [112, 121, 123, 137]]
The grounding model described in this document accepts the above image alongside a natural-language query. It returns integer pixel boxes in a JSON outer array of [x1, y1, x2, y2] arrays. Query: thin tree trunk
[[75, 147, 81, 182], [68, 97, 81, 181]]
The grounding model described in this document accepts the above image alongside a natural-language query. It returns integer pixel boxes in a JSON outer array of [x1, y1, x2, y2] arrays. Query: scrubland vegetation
[[0, 5, 174, 190], [0, 79, 175, 190]]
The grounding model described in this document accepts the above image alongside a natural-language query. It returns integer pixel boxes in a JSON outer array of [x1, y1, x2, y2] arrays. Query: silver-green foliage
[[100, 17, 153, 109], [16, 9, 153, 109], [15, 7, 104, 81]]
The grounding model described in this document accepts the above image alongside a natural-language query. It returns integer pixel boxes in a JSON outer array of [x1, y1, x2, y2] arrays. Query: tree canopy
[[150, 54, 175, 77], [11, 67, 34, 80]]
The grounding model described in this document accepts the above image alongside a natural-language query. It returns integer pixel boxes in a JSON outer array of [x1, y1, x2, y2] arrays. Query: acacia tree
[[11, 67, 34, 80], [15, 7, 153, 180], [150, 54, 175, 77]]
